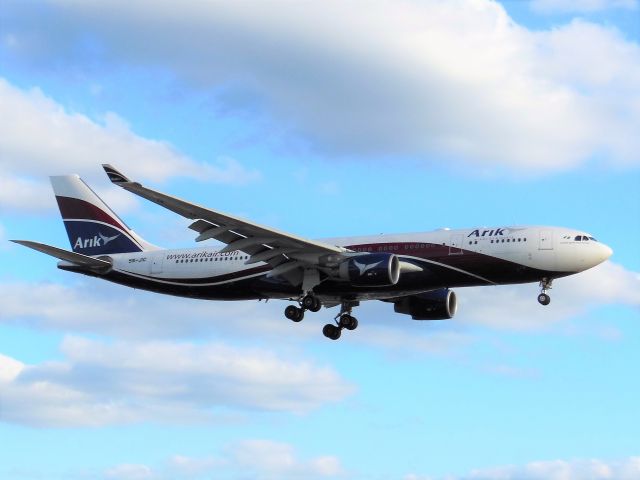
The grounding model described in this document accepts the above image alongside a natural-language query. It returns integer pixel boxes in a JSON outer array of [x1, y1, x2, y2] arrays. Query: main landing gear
[[322, 301, 359, 341], [284, 293, 321, 323], [538, 277, 553, 306], [283, 295, 359, 341]]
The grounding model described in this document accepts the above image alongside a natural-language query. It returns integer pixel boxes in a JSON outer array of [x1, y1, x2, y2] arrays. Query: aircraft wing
[[11, 240, 112, 272], [102, 165, 348, 276]]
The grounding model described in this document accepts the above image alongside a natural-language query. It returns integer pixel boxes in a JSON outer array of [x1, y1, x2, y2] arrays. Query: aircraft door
[[151, 253, 164, 274], [449, 234, 463, 255], [538, 230, 554, 250]]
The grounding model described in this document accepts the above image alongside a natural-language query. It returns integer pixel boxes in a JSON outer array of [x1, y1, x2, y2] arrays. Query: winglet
[[102, 164, 133, 185]]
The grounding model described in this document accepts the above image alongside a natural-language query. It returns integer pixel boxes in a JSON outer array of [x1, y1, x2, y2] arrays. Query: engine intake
[[394, 289, 457, 320], [338, 253, 400, 287]]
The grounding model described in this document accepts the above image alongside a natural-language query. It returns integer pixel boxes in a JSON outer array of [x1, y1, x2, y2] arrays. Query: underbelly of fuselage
[[63, 250, 570, 302]]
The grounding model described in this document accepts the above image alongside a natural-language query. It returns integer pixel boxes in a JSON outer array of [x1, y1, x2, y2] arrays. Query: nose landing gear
[[538, 278, 553, 305]]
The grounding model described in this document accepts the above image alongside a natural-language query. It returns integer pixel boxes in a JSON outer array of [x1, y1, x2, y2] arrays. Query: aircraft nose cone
[[591, 243, 613, 267]]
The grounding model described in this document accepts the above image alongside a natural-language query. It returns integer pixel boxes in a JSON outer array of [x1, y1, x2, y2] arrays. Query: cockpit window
[[582, 236, 590, 242], [574, 235, 583, 241], [588, 236, 597, 241]]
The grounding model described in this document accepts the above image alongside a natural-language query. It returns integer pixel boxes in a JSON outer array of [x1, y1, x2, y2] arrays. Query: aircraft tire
[[323, 324, 341, 340], [339, 314, 358, 330], [309, 301, 322, 312], [537, 293, 551, 306], [302, 294, 321, 312], [285, 305, 304, 322]]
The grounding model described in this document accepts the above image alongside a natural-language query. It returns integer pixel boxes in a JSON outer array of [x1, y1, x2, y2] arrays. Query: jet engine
[[338, 253, 400, 287], [393, 288, 457, 320]]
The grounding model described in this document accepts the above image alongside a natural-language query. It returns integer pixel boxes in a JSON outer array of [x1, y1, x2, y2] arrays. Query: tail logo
[[74, 232, 120, 250]]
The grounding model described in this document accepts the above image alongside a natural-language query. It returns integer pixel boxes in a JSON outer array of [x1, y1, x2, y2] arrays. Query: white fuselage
[[67, 225, 611, 302]]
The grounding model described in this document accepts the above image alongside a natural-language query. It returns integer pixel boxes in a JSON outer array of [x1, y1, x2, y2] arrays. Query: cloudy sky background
[[0, 0, 639, 478]]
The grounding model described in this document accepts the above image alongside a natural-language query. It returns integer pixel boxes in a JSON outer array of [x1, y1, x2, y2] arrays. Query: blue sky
[[0, 1, 639, 479]]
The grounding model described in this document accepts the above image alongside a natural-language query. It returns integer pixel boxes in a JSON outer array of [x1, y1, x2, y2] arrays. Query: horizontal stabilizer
[[11, 240, 112, 272]]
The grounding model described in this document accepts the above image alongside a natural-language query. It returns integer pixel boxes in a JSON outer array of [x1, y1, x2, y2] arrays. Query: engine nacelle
[[394, 289, 457, 320], [338, 253, 400, 287]]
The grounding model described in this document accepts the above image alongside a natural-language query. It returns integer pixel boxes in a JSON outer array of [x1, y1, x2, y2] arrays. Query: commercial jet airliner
[[13, 165, 613, 340]]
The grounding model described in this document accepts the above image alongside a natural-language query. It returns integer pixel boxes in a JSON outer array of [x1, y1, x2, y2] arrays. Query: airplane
[[12, 165, 613, 340]]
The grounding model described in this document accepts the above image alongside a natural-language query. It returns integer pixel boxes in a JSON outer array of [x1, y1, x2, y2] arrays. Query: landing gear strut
[[323, 300, 359, 341], [538, 277, 553, 306]]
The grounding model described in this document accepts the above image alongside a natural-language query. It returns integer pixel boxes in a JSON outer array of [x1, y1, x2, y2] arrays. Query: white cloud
[[3, 1, 639, 173], [0, 78, 260, 212], [0, 275, 473, 359], [531, 0, 638, 14], [457, 261, 640, 331], [0, 336, 353, 427], [104, 441, 343, 480], [167, 454, 223, 477], [0, 78, 189, 179], [0, 221, 6, 247], [0, 352, 23, 382], [409, 456, 640, 480], [0, 279, 322, 339], [105, 464, 155, 480], [0, 174, 51, 212], [229, 440, 343, 479]]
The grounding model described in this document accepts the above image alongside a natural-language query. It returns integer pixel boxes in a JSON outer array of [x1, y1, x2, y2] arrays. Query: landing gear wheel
[[309, 302, 322, 313], [323, 324, 342, 340], [339, 314, 358, 331], [537, 293, 551, 306], [285, 305, 304, 322], [302, 294, 322, 312], [346, 317, 358, 331]]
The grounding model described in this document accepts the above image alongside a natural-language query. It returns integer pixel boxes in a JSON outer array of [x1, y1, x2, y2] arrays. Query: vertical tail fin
[[50, 175, 157, 255]]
